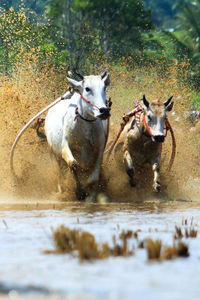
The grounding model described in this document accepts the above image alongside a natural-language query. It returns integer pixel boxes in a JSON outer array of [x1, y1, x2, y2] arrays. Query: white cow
[[44, 72, 110, 200]]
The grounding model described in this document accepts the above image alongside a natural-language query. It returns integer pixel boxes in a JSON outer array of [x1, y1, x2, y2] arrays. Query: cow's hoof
[[85, 195, 96, 203], [76, 189, 87, 201], [153, 182, 161, 192], [96, 193, 108, 204], [129, 178, 137, 187]]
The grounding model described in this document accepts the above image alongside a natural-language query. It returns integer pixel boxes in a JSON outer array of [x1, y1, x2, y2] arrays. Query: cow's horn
[[75, 72, 84, 80], [143, 95, 149, 108], [164, 96, 173, 107], [101, 71, 107, 79]]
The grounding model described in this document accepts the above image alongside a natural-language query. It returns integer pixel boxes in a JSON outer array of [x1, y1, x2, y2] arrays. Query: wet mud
[[0, 61, 200, 202]]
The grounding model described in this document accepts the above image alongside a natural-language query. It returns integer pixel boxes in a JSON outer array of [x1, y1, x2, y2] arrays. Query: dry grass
[[45, 223, 194, 262], [145, 238, 189, 261], [174, 225, 198, 239], [44, 226, 137, 261], [162, 242, 189, 260], [146, 238, 162, 260], [146, 222, 197, 261]]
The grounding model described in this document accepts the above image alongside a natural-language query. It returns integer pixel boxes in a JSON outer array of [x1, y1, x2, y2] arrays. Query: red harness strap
[[80, 94, 100, 110], [74, 94, 111, 122], [128, 101, 169, 139], [143, 113, 155, 137]]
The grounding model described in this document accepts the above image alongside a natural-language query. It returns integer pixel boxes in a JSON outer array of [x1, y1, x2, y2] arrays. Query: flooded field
[[0, 200, 200, 300]]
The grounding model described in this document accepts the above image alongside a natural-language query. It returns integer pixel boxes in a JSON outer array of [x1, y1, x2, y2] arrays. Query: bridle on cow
[[137, 112, 170, 138], [127, 101, 169, 138], [74, 93, 112, 122]]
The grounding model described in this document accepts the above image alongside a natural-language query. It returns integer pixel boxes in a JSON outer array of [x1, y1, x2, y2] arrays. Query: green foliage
[[1, 0, 200, 92], [0, 0, 46, 17], [77, 0, 153, 54], [46, 0, 153, 70], [0, 6, 62, 73], [143, 0, 177, 28], [171, 0, 200, 87], [190, 92, 200, 109]]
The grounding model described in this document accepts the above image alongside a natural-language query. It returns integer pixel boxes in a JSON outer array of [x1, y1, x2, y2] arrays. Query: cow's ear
[[66, 77, 82, 91], [103, 74, 110, 87], [166, 101, 174, 112]]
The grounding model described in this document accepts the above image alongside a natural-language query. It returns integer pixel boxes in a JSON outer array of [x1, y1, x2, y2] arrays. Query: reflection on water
[[0, 201, 200, 300]]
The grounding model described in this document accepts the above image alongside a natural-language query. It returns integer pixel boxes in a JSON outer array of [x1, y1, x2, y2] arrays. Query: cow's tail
[[33, 117, 46, 140], [10, 90, 73, 179]]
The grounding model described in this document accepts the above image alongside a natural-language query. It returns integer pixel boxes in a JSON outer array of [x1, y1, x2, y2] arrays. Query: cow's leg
[[152, 160, 161, 192], [61, 139, 78, 170], [123, 150, 136, 187], [73, 170, 87, 200], [61, 139, 86, 200], [85, 145, 105, 201]]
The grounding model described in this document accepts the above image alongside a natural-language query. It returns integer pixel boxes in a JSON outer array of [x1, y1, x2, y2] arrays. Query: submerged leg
[[84, 145, 105, 202], [61, 139, 86, 199], [123, 150, 136, 187], [152, 161, 161, 192], [73, 170, 87, 201], [61, 139, 86, 200]]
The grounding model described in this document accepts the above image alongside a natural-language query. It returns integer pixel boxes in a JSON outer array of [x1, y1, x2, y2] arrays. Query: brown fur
[[114, 98, 173, 192]]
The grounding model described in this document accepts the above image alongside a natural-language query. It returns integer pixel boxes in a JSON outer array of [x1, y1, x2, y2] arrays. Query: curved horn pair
[[143, 95, 173, 108], [75, 72, 84, 80], [143, 95, 149, 108], [164, 96, 173, 107], [101, 71, 107, 79], [67, 71, 84, 80]]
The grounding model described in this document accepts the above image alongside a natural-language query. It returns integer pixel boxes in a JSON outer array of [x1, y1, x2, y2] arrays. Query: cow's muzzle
[[98, 107, 110, 120], [153, 135, 165, 143]]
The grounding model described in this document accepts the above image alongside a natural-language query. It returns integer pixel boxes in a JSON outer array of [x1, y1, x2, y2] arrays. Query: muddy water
[[0, 201, 200, 300]]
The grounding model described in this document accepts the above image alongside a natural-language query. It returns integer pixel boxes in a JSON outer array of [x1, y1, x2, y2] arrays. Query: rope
[[105, 104, 142, 161], [105, 119, 127, 161], [80, 94, 100, 110], [165, 117, 176, 171]]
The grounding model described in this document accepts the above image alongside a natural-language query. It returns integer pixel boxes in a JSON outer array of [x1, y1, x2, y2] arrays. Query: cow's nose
[[99, 107, 110, 118], [154, 135, 165, 143]]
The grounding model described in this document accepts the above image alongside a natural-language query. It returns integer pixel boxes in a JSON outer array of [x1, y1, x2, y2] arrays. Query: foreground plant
[[44, 226, 135, 261], [45, 224, 193, 262], [146, 238, 189, 261]]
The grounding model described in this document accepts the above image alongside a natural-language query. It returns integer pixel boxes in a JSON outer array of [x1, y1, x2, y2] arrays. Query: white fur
[[45, 74, 110, 199]]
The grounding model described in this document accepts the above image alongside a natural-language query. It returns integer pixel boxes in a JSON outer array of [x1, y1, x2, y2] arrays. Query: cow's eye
[[85, 87, 90, 92], [148, 115, 152, 121]]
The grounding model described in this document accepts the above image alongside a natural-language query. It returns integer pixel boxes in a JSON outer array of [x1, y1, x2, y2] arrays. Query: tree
[[79, 0, 152, 55], [172, 0, 200, 85], [0, 0, 46, 17], [143, 0, 176, 29], [47, 0, 153, 70], [0, 6, 54, 74]]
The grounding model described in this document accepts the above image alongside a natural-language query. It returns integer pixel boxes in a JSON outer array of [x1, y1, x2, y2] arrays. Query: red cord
[[80, 94, 100, 110], [143, 113, 155, 137]]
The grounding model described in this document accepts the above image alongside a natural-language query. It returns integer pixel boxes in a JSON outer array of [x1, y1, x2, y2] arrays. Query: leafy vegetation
[[0, 0, 200, 104]]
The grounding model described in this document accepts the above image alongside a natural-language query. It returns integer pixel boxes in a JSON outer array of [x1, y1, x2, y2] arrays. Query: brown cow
[[114, 95, 174, 192]]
